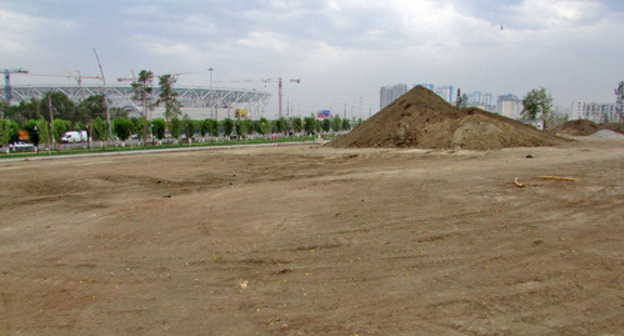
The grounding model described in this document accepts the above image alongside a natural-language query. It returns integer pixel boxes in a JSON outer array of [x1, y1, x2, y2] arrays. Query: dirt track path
[[1, 138, 623, 335]]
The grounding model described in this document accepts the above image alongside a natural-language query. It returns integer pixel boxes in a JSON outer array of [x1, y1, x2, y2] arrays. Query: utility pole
[[93, 48, 112, 139]]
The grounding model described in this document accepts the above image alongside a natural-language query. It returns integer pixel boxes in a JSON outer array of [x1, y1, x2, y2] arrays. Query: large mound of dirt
[[600, 122, 624, 135], [548, 119, 600, 136], [329, 86, 567, 150]]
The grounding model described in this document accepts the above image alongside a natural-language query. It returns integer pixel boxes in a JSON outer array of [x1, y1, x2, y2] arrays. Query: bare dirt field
[[1, 138, 623, 336]]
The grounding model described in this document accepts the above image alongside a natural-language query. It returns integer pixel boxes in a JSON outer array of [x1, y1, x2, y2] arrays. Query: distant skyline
[[2, 0, 623, 118]]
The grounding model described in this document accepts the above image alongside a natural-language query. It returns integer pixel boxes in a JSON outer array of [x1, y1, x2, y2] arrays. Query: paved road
[[0, 142, 312, 163]]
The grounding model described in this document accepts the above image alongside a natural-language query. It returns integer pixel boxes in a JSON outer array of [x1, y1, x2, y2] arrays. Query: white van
[[61, 131, 88, 143]]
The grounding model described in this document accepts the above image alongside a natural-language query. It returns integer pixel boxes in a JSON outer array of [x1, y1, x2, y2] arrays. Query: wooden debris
[[538, 175, 579, 182]]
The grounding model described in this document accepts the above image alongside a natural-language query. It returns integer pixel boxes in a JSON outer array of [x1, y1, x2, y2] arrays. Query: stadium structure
[[2, 84, 272, 120]]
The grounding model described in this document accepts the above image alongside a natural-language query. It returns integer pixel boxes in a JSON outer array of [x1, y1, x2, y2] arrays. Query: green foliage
[[314, 119, 322, 132], [255, 117, 269, 135], [36, 118, 51, 147], [235, 119, 247, 138], [89, 117, 109, 141], [23, 119, 40, 146], [321, 118, 331, 132], [206, 119, 219, 137], [276, 117, 288, 134], [182, 115, 195, 141], [221, 118, 234, 136], [77, 94, 107, 121], [40, 91, 78, 123], [0, 119, 15, 149], [522, 87, 553, 127], [169, 117, 182, 139], [113, 118, 133, 141], [243, 119, 255, 137], [292, 117, 303, 133], [52, 119, 70, 144], [130, 117, 144, 139], [131, 70, 155, 144], [151, 118, 167, 140], [74, 122, 84, 131], [157, 74, 183, 124], [201, 119, 219, 137], [330, 116, 342, 132], [303, 117, 315, 135], [341, 118, 351, 131]]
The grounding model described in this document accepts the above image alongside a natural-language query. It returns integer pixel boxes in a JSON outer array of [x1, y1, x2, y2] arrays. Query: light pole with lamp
[[207, 68, 217, 120]]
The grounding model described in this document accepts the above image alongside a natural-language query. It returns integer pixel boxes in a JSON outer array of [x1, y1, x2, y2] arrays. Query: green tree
[[615, 81, 624, 121], [182, 115, 195, 143], [292, 117, 303, 134], [89, 117, 109, 141], [74, 122, 84, 131], [303, 117, 315, 135], [77, 94, 107, 120], [341, 118, 351, 131], [255, 117, 270, 136], [276, 117, 288, 135], [130, 117, 145, 140], [321, 118, 331, 133], [206, 119, 219, 137], [36, 118, 51, 148], [52, 119, 70, 145], [131, 70, 155, 146], [522, 87, 553, 128], [151, 118, 167, 140], [330, 116, 342, 133], [23, 119, 40, 147], [169, 116, 182, 139], [221, 118, 234, 138], [157, 74, 183, 140], [113, 118, 133, 142], [40, 91, 78, 123], [243, 119, 255, 138], [235, 119, 247, 139], [0, 119, 15, 152]]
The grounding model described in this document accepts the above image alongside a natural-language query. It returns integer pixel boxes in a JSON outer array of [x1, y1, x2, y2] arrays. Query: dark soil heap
[[548, 120, 600, 136], [600, 122, 624, 135], [329, 86, 567, 150]]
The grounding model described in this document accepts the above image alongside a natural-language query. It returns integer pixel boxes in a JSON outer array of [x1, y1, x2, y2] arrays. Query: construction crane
[[117, 71, 191, 82], [2, 68, 29, 105], [27, 71, 103, 85], [261, 78, 300, 118]]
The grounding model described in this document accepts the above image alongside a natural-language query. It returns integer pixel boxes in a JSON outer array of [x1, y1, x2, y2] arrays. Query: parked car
[[9, 141, 36, 151]]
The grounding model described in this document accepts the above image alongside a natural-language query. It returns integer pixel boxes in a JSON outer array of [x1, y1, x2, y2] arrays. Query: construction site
[[1, 86, 623, 335], [1, 67, 279, 120]]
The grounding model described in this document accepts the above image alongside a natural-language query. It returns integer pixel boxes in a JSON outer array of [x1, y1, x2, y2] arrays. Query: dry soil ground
[[1, 138, 623, 336]]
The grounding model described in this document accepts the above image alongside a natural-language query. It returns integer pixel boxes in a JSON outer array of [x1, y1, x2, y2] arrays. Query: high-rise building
[[419, 83, 434, 91], [570, 100, 620, 123], [380, 84, 409, 109], [434, 85, 454, 103], [497, 94, 523, 119]]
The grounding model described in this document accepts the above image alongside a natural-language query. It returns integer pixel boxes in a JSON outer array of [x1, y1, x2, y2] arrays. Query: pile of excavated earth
[[548, 120, 624, 137], [548, 120, 600, 136], [329, 85, 567, 150]]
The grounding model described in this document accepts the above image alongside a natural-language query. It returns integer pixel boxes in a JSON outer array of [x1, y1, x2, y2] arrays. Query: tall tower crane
[[2, 68, 29, 105], [117, 71, 192, 82], [261, 77, 300, 118]]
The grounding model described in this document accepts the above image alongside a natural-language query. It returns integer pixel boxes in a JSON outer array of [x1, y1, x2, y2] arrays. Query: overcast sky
[[2, 0, 623, 118]]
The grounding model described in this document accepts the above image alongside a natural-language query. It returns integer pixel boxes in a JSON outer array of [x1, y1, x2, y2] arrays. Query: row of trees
[[109, 114, 354, 143], [521, 82, 624, 128], [0, 113, 357, 150]]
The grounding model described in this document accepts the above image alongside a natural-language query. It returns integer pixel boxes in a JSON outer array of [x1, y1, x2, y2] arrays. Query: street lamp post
[[207, 68, 217, 120]]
